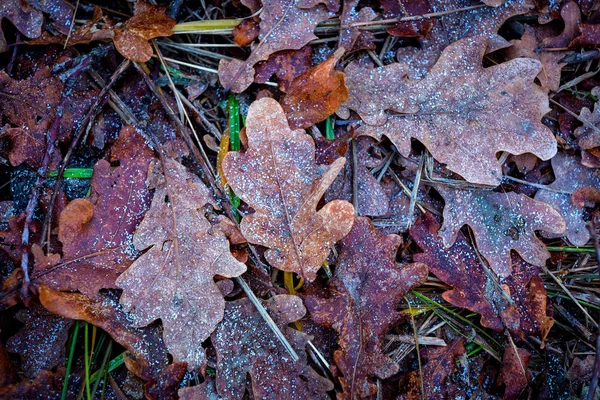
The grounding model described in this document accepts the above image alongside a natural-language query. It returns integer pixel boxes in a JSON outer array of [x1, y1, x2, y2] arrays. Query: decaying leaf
[[218, 0, 332, 92], [116, 158, 247, 369], [410, 213, 553, 338], [254, 46, 313, 92], [32, 127, 156, 297], [436, 187, 565, 277], [281, 47, 348, 129], [113, 0, 176, 62], [212, 295, 333, 399], [338, 0, 376, 53], [0, 0, 43, 52], [0, 67, 63, 167], [306, 217, 428, 399], [535, 152, 600, 246], [399, 339, 466, 400], [395, 0, 534, 78], [573, 88, 600, 153], [39, 286, 169, 380], [144, 362, 188, 400], [6, 303, 72, 378], [379, 0, 432, 38], [505, 2, 580, 91], [223, 98, 354, 282], [0, 369, 63, 399], [341, 36, 556, 185], [27, 7, 113, 47], [232, 17, 260, 47], [500, 345, 531, 400]]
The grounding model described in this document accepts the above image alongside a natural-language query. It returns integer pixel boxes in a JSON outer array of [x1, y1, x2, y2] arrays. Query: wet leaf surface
[[218, 0, 332, 92]]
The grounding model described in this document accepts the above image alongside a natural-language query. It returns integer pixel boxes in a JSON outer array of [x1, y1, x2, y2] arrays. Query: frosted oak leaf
[[116, 158, 246, 369], [222, 98, 354, 282], [340, 36, 557, 186]]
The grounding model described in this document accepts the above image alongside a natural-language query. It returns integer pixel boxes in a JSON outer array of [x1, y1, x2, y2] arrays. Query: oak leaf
[[116, 158, 247, 369], [6, 303, 72, 378], [0, 369, 63, 399], [222, 98, 354, 282], [436, 187, 565, 276], [32, 126, 156, 297], [395, 0, 534, 78], [305, 217, 428, 399], [218, 0, 332, 93], [399, 339, 466, 400], [340, 36, 556, 185], [535, 152, 600, 246], [212, 295, 333, 399], [410, 213, 553, 337], [281, 48, 348, 129], [39, 286, 169, 381]]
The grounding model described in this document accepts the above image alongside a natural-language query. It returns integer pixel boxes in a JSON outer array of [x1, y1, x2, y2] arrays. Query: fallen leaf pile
[[1, 0, 600, 399]]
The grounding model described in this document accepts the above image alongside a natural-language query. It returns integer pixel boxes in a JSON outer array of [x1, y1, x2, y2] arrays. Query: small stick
[[20, 100, 66, 301]]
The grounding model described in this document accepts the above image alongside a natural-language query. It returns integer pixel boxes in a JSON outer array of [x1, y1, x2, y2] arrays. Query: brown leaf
[[574, 90, 600, 152], [113, 0, 176, 62], [0, 67, 63, 167], [0, 369, 63, 398], [569, 23, 600, 47], [281, 48, 348, 129], [144, 362, 188, 400], [305, 217, 428, 399], [0, 0, 43, 51], [222, 98, 354, 282], [323, 136, 390, 217], [399, 339, 466, 400], [116, 158, 247, 369], [27, 7, 114, 46], [32, 126, 156, 297], [500, 345, 531, 400], [534, 152, 600, 246], [340, 36, 556, 185], [6, 303, 73, 378], [218, 0, 331, 92], [380, 0, 433, 38], [505, 3, 580, 91], [178, 377, 220, 400], [232, 17, 260, 46], [338, 1, 376, 53], [212, 294, 333, 399], [436, 187, 565, 276], [395, 0, 534, 78], [410, 213, 554, 338], [39, 286, 169, 381], [254, 46, 313, 92], [0, 342, 18, 387]]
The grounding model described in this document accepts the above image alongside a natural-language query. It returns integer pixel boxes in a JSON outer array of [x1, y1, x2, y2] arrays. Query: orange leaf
[[281, 47, 348, 129]]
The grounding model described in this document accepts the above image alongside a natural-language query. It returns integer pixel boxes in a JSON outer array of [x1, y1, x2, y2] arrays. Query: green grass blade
[[47, 168, 94, 179], [61, 321, 81, 400]]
